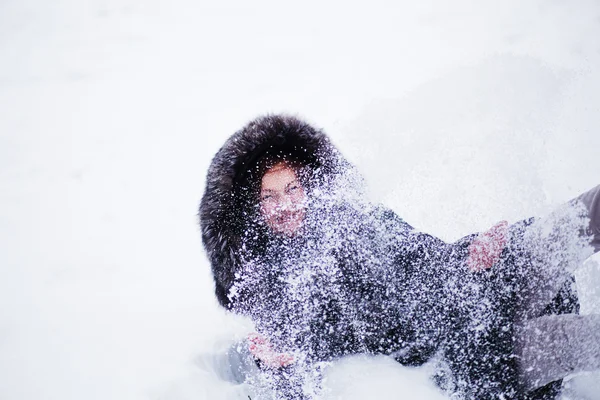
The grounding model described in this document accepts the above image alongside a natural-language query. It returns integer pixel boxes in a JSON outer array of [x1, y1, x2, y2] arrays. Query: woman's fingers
[[467, 220, 509, 272], [247, 333, 295, 368]]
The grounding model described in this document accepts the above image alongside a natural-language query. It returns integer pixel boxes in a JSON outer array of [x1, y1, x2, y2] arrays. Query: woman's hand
[[247, 333, 295, 368], [467, 221, 509, 272]]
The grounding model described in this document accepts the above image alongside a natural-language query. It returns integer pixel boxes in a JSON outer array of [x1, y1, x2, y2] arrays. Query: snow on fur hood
[[199, 114, 349, 308]]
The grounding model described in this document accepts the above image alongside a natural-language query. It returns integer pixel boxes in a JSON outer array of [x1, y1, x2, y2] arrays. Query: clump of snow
[[321, 355, 446, 400]]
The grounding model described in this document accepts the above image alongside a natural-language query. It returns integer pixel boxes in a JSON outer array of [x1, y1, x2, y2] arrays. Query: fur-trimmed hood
[[199, 114, 348, 308]]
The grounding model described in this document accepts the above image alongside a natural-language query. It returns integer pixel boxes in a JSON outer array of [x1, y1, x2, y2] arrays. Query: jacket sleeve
[[362, 207, 469, 364], [372, 205, 471, 276]]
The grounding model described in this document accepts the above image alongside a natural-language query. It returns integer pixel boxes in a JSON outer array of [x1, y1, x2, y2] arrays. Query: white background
[[1, 0, 600, 399]]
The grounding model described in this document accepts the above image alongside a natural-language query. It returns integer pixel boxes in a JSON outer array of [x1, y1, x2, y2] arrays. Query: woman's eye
[[261, 194, 273, 201], [288, 185, 299, 192]]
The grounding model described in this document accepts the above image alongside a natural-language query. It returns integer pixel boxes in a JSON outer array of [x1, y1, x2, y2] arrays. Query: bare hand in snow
[[247, 332, 295, 368], [467, 221, 509, 272]]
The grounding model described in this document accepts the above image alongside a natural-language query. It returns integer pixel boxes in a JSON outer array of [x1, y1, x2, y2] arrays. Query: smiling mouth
[[276, 212, 300, 224], [273, 211, 304, 232]]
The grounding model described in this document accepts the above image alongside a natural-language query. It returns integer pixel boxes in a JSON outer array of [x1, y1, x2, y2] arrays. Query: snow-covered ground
[[1, 0, 599, 399]]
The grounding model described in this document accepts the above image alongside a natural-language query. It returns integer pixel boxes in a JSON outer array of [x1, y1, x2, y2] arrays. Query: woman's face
[[260, 162, 307, 236]]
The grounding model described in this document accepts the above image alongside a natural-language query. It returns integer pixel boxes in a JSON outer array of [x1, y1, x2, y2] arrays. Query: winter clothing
[[439, 185, 600, 399], [517, 313, 600, 391], [518, 278, 580, 400], [199, 114, 597, 399], [512, 184, 600, 397]]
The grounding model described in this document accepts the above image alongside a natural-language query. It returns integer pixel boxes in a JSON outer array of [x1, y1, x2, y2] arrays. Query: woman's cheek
[[291, 191, 307, 209], [260, 204, 277, 225]]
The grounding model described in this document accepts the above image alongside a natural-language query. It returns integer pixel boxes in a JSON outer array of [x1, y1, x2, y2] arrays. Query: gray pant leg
[[516, 185, 600, 320], [574, 184, 600, 253], [516, 314, 600, 391]]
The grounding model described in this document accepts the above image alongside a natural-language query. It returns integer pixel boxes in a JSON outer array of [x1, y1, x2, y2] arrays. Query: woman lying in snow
[[199, 114, 600, 399]]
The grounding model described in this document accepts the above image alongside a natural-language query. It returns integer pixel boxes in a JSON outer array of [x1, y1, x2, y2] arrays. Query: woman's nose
[[278, 195, 293, 211]]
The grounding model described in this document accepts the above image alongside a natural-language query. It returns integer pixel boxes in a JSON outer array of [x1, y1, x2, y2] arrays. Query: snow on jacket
[[198, 114, 578, 399]]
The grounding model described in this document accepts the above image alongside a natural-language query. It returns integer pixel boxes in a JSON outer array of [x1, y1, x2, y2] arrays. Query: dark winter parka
[[199, 115, 577, 399]]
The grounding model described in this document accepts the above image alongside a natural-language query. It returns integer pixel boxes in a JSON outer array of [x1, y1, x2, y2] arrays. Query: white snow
[[1, 0, 600, 399]]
